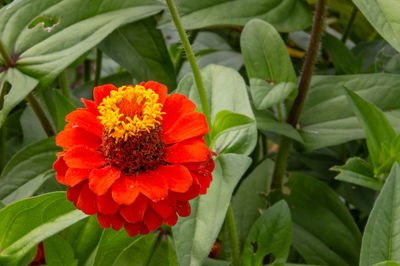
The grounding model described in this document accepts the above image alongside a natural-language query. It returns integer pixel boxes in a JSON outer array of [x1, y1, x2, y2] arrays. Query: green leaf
[[0, 192, 87, 265], [0, 69, 38, 129], [160, 0, 312, 32], [0, 137, 61, 203], [99, 17, 176, 90], [284, 174, 362, 266], [173, 154, 251, 266], [373, 261, 400, 266], [344, 88, 396, 169], [60, 216, 102, 265], [353, 0, 400, 53], [242, 200, 292, 265], [0, 0, 164, 85], [241, 19, 296, 84], [300, 74, 400, 151], [332, 157, 383, 191], [177, 64, 257, 155], [360, 163, 400, 265], [148, 236, 179, 266], [250, 80, 297, 110], [209, 110, 255, 154], [322, 33, 362, 74], [255, 109, 303, 143], [232, 158, 274, 249], [92, 230, 158, 266], [44, 235, 78, 266], [53, 89, 76, 131]]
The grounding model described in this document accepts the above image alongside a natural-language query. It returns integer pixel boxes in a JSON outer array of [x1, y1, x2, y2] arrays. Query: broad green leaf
[[360, 163, 400, 265], [160, 0, 312, 32], [44, 235, 78, 266], [177, 64, 257, 155], [99, 17, 176, 90], [60, 216, 102, 265], [232, 158, 274, 249], [300, 74, 400, 151], [241, 19, 296, 84], [344, 88, 396, 168], [209, 110, 255, 154], [242, 200, 292, 265], [0, 69, 38, 129], [373, 262, 400, 266], [285, 174, 362, 266], [0, 137, 61, 203], [255, 109, 303, 143], [0, 0, 164, 85], [53, 89, 76, 131], [353, 0, 400, 53], [250, 80, 297, 110], [322, 33, 361, 74], [332, 157, 383, 191], [203, 259, 230, 266], [0, 192, 87, 265], [173, 154, 252, 266], [92, 230, 158, 266], [148, 236, 179, 266]]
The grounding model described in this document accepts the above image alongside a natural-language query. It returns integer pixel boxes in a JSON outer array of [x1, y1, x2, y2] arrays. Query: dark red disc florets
[[101, 124, 166, 175]]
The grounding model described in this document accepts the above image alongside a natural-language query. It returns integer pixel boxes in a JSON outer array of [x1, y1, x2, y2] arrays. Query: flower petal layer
[[89, 166, 121, 195], [66, 109, 102, 137], [64, 146, 106, 169], [164, 112, 209, 144]]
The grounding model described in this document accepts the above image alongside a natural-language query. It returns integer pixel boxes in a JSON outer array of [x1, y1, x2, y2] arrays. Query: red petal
[[97, 214, 124, 230], [150, 198, 176, 219], [56, 127, 101, 149], [66, 182, 84, 205], [76, 183, 98, 215], [165, 213, 178, 226], [143, 207, 163, 231], [124, 222, 149, 237], [66, 109, 102, 137], [136, 170, 168, 202], [164, 138, 210, 164], [53, 157, 68, 185], [94, 84, 118, 106], [111, 175, 140, 205], [164, 112, 209, 144], [156, 165, 192, 193], [81, 99, 99, 116], [177, 200, 191, 217], [64, 146, 106, 169], [65, 168, 91, 186], [89, 166, 121, 195], [97, 189, 120, 215], [143, 81, 167, 105], [194, 172, 212, 194], [162, 94, 196, 131], [119, 194, 148, 223]]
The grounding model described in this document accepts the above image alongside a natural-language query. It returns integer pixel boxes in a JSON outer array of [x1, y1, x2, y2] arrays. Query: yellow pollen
[[98, 85, 164, 141]]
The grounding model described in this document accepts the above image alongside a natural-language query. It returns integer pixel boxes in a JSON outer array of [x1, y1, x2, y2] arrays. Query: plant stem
[[0, 40, 13, 68], [0, 77, 7, 171], [226, 205, 240, 266], [341, 6, 357, 42], [165, 0, 212, 126], [58, 71, 71, 100], [94, 48, 103, 86], [84, 59, 91, 82], [271, 0, 328, 190], [26, 93, 56, 137]]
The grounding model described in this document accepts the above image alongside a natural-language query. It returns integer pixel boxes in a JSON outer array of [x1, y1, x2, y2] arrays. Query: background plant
[[1, 0, 400, 265]]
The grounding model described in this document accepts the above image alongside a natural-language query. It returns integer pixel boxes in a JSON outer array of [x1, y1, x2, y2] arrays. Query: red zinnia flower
[[53, 82, 214, 236]]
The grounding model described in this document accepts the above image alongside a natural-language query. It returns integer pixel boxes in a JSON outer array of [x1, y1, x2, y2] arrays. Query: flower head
[[53, 82, 214, 236]]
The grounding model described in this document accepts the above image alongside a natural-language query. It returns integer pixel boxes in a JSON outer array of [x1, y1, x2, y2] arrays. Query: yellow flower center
[[98, 85, 164, 142]]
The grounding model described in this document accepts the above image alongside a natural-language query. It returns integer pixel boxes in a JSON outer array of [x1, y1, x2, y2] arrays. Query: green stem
[[271, 0, 328, 190], [94, 48, 103, 86], [0, 78, 7, 170], [165, 0, 212, 126], [341, 6, 357, 42], [84, 59, 91, 82], [226, 205, 240, 266], [26, 93, 56, 137], [58, 71, 71, 100], [0, 40, 13, 68]]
